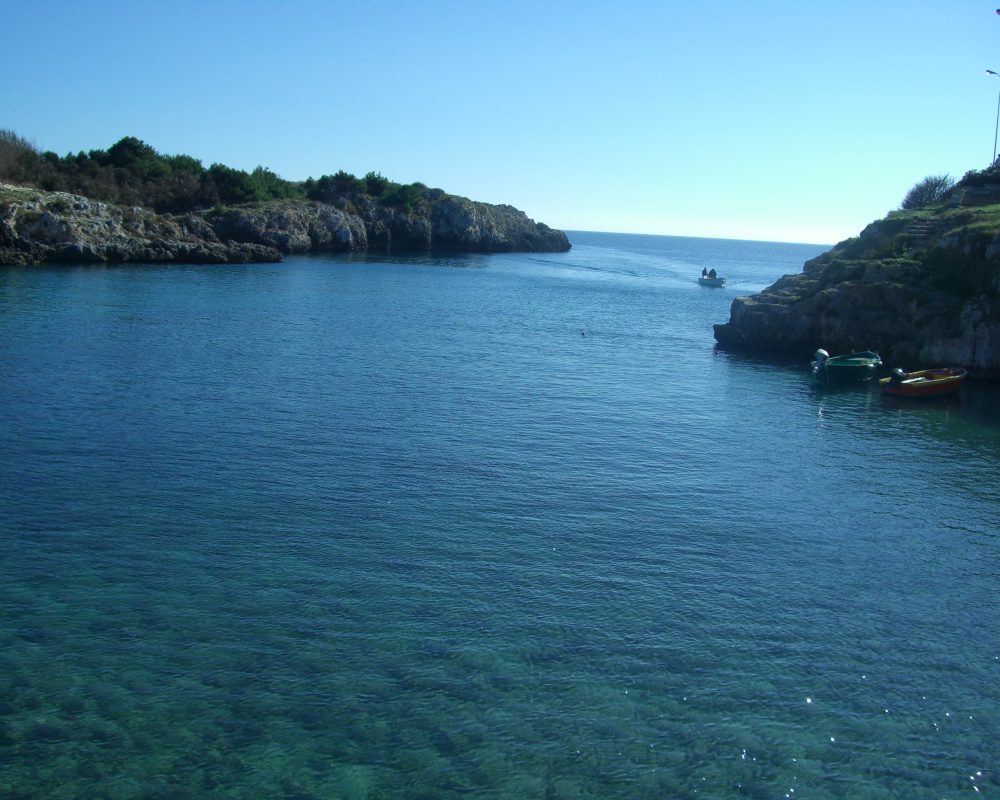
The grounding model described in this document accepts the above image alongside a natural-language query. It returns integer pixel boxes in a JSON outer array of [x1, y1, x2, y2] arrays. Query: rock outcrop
[[0, 185, 281, 265], [713, 206, 1000, 378], [207, 192, 570, 254], [0, 183, 570, 266], [205, 202, 369, 254], [427, 196, 570, 252]]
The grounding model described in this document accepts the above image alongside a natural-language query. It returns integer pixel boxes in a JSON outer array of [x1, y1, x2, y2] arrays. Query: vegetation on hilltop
[[954, 158, 1000, 188], [897, 161, 1000, 211], [814, 203, 1000, 293], [0, 129, 432, 215]]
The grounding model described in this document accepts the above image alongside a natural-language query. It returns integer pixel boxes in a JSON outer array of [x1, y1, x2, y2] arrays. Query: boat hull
[[698, 277, 726, 287], [879, 368, 967, 397], [812, 351, 882, 384]]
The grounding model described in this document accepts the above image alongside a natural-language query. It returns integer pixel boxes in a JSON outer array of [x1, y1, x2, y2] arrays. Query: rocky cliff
[[0, 183, 570, 266], [713, 204, 1000, 378], [0, 185, 281, 265], [206, 191, 570, 254]]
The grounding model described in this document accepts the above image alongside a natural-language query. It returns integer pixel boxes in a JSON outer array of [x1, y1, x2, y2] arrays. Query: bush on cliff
[[956, 159, 1000, 188], [900, 174, 955, 209], [304, 169, 430, 214], [382, 182, 427, 213], [304, 170, 365, 199]]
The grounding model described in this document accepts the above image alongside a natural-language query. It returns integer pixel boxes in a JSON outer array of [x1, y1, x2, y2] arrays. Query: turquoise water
[[1, 231, 998, 799]]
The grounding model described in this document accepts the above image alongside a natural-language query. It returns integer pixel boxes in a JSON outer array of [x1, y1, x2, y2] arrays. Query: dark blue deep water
[[1, 231, 998, 799]]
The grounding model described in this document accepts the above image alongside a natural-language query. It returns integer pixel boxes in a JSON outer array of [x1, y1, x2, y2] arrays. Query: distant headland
[[713, 168, 1000, 379], [0, 131, 570, 265]]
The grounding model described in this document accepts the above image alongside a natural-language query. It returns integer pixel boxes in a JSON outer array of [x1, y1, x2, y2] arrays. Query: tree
[[207, 163, 260, 204], [0, 129, 38, 183], [900, 174, 955, 210], [165, 154, 203, 174], [331, 170, 364, 193], [104, 136, 158, 169], [363, 171, 390, 198]]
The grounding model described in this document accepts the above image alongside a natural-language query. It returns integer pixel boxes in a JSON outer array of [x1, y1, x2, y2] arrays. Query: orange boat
[[879, 367, 967, 398]]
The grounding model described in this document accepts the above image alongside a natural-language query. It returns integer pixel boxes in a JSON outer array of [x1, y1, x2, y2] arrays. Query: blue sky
[[5, 0, 1000, 244]]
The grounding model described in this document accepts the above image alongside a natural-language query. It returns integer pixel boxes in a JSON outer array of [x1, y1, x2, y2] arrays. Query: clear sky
[[5, 0, 1000, 244]]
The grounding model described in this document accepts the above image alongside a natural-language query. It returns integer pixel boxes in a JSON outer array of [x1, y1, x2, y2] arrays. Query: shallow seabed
[[1, 232, 998, 799]]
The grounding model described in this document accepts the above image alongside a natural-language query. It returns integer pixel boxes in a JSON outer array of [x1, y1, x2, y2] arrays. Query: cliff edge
[[713, 202, 1000, 378]]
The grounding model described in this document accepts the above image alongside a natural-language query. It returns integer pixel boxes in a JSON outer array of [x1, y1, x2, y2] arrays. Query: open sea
[[1, 230, 998, 800]]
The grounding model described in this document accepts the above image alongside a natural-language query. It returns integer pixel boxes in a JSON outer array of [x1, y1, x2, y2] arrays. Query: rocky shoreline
[[712, 205, 1000, 378], [0, 184, 570, 266]]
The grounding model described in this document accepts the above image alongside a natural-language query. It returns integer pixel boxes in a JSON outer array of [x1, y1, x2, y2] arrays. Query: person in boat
[[708, 268, 717, 278], [701, 267, 708, 278]]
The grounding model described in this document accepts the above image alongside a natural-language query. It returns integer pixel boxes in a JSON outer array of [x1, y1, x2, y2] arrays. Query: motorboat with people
[[698, 267, 726, 287]]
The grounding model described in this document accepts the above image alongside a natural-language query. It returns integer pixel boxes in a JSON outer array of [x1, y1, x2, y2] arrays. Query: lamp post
[[988, 70, 1000, 165]]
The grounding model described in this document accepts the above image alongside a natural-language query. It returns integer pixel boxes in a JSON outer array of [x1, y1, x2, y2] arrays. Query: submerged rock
[[713, 207, 1000, 378]]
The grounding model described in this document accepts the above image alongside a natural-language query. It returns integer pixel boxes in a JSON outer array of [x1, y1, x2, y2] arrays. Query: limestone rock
[[1, 181, 569, 266], [205, 202, 368, 253], [713, 208, 1000, 378], [0, 185, 281, 265], [326, 191, 570, 253], [429, 197, 570, 252]]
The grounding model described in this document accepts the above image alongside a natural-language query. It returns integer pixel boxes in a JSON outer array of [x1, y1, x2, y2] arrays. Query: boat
[[879, 367, 967, 398], [698, 276, 726, 287], [812, 349, 882, 384]]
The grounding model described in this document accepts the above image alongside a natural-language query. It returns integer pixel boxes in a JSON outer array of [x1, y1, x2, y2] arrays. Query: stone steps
[[904, 220, 936, 247]]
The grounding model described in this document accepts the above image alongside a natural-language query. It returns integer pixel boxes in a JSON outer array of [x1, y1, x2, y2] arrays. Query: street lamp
[[988, 69, 1000, 164]]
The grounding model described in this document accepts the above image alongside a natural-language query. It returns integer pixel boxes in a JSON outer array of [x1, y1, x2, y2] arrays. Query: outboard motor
[[813, 349, 829, 369], [891, 367, 906, 385]]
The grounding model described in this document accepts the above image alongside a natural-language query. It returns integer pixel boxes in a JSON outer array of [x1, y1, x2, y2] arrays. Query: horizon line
[[561, 228, 836, 248]]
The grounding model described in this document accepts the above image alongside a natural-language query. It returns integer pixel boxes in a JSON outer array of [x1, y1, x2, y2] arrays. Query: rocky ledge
[[713, 205, 1000, 378], [0, 184, 570, 266]]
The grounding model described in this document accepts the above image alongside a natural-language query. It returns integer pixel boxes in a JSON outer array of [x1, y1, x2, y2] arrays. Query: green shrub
[[382, 182, 424, 212], [900, 174, 955, 209], [363, 171, 390, 198]]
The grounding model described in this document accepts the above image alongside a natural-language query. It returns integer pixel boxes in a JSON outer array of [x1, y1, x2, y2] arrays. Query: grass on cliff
[[873, 204, 1000, 296], [816, 201, 1000, 298], [931, 204, 1000, 237], [0, 185, 40, 205], [868, 203, 1000, 248]]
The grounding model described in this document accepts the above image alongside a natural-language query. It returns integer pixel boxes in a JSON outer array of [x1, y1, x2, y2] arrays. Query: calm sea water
[[1, 231, 998, 799]]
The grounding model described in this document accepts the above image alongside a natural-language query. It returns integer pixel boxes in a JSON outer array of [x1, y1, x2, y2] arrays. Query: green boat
[[812, 348, 882, 384]]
